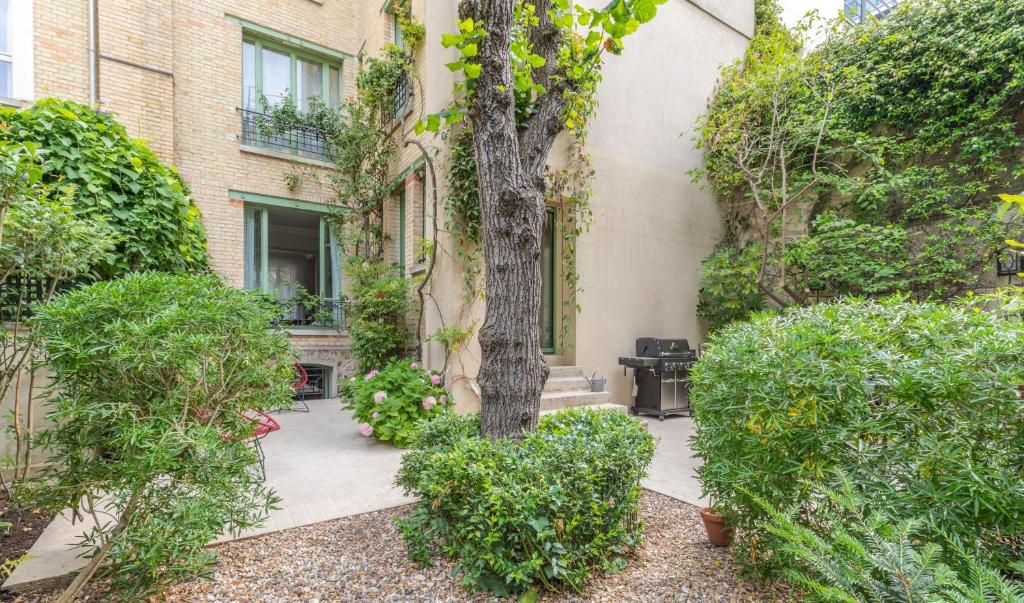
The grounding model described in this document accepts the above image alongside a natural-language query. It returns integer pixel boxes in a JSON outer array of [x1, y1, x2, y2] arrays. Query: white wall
[[575, 0, 753, 404]]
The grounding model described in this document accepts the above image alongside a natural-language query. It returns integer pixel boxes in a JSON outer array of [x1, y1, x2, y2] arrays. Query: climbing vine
[[694, 0, 1024, 331]]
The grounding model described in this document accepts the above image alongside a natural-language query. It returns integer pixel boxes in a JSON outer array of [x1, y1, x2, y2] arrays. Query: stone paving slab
[[2, 400, 703, 593]]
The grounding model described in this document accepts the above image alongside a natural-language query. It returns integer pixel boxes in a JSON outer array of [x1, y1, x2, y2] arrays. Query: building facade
[[15, 0, 766, 411]]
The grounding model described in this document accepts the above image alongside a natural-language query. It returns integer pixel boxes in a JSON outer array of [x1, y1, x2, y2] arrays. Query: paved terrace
[[2, 400, 705, 594]]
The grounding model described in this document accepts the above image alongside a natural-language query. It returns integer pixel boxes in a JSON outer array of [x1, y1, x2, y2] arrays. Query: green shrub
[[0, 99, 209, 278], [24, 273, 294, 600], [395, 408, 656, 596], [689, 297, 1024, 575], [343, 358, 451, 447], [752, 473, 1024, 602], [697, 244, 767, 331], [345, 257, 410, 373]]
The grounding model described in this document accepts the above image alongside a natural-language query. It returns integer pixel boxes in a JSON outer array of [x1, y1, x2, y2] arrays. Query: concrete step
[[540, 390, 611, 412], [543, 375, 591, 393], [547, 365, 585, 379]]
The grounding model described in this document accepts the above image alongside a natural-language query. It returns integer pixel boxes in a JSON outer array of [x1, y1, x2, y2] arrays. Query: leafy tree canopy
[[695, 0, 1024, 330], [0, 99, 209, 279]]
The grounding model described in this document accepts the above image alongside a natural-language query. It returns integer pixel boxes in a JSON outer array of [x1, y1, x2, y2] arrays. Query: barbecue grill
[[618, 337, 699, 420]]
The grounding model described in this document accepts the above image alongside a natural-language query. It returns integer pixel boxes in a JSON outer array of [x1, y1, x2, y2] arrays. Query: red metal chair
[[243, 410, 280, 480], [287, 362, 312, 412]]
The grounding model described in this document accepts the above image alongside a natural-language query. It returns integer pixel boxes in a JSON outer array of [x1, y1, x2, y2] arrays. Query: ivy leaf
[[464, 63, 482, 79], [441, 33, 462, 47], [526, 54, 546, 68], [634, 0, 657, 24], [461, 43, 479, 58]]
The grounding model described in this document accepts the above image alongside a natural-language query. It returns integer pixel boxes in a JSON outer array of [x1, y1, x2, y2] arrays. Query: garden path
[[1, 400, 703, 594]]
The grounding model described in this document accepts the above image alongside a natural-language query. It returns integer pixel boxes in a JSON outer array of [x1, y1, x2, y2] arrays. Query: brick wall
[[31, 0, 373, 384]]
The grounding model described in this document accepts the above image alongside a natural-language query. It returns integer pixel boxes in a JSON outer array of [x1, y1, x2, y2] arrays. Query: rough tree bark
[[461, 0, 566, 438]]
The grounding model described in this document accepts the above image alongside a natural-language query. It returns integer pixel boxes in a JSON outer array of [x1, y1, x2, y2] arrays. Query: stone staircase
[[540, 365, 629, 415]]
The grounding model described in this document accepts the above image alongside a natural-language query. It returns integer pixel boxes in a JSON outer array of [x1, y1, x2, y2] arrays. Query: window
[[241, 37, 344, 160], [244, 203, 342, 328], [415, 169, 427, 263], [540, 208, 556, 352], [845, 0, 903, 23], [397, 187, 406, 276], [0, 0, 12, 98]]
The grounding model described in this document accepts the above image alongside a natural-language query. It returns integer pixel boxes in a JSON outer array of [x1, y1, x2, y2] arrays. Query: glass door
[[540, 208, 556, 352]]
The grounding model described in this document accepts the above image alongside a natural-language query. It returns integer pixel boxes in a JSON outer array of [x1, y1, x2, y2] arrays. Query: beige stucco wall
[[574, 0, 752, 404], [405, 1, 755, 410]]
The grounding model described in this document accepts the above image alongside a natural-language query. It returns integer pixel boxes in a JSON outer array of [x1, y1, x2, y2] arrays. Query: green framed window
[[397, 187, 406, 276], [244, 200, 343, 328], [540, 208, 556, 353], [241, 36, 343, 159]]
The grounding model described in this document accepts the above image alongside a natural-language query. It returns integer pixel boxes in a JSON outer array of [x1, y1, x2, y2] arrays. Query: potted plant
[[699, 504, 734, 547]]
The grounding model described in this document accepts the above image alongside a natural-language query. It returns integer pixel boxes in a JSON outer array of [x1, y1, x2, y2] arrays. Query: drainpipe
[[87, 0, 99, 105]]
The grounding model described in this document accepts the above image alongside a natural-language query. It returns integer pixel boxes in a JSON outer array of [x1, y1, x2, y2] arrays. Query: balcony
[[277, 297, 345, 330], [380, 71, 411, 130], [240, 109, 333, 163], [845, 0, 904, 23]]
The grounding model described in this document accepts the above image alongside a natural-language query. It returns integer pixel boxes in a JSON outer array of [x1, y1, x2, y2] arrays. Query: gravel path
[[166, 489, 792, 602], [8, 490, 793, 602]]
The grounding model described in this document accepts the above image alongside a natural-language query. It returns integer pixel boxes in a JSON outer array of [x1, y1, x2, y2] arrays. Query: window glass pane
[[329, 65, 341, 110], [540, 210, 555, 350], [262, 46, 291, 107], [297, 58, 323, 111], [244, 207, 264, 290], [267, 208, 320, 324], [0, 61, 10, 98], [0, 0, 9, 55], [242, 41, 256, 110]]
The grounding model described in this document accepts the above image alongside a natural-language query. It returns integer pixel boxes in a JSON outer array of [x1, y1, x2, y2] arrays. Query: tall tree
[[425, 0, 665, 437]]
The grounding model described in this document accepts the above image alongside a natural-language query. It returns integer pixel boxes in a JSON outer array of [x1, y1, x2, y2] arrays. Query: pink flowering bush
[[343, 358, 450, 447]]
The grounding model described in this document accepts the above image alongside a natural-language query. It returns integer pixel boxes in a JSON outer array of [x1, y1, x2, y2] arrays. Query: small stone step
[[540, 390, 611, 411], [543, 375, 591, 393], [547, 365, 585, 379]]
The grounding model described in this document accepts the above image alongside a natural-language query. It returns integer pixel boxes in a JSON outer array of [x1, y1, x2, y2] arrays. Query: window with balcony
[[244, 202, 343, 328], [241, 37, 343, 161]]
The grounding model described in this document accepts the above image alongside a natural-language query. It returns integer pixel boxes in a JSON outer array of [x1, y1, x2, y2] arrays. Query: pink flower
[[364, 369, 379, 381], [430, 374, 442, 386], [359, 423, 373, 437], [372, 411, 379, 419], [411, 362, 419, 369], [439, 395, 447, 406], [374, 390, 388, 404], [422, 396, 437, 411]]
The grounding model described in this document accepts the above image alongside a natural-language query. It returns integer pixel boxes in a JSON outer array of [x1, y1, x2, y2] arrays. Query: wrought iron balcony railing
[[277, 297, 345, 330], [380, 71, 411, 130], [845, 0, 904, 23], [240, 109, 333, 162]]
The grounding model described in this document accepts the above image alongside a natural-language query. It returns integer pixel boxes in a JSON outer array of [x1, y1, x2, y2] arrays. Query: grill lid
[[636, 337, 691, 358]]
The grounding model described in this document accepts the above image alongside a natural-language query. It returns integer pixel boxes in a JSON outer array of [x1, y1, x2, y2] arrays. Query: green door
[[540, 208, 556, 353]]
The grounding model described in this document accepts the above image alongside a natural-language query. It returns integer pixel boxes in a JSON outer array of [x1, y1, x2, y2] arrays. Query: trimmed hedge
[[395, 409, 656, 596], [689, 297, 1024, 574]]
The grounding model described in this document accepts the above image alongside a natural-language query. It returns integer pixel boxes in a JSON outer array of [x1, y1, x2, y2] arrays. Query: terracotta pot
[[699, 507, 734, 547]]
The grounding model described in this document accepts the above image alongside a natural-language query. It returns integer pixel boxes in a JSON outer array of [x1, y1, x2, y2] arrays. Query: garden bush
[[24, 273, 294, 600], [751, 473, 1024, 602], [689, 297, 1024, 577], [345, 257, 410, 373], [343, 358, 451, 447], [0, 99, 208, 278], [395, 408, 656, 596]]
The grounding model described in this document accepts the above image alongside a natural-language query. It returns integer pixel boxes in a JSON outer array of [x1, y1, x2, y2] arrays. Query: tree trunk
[[465, 0, 558, 438]]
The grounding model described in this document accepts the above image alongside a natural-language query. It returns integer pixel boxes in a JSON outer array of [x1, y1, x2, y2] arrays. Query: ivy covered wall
[[694, 0, 1024, 330]]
